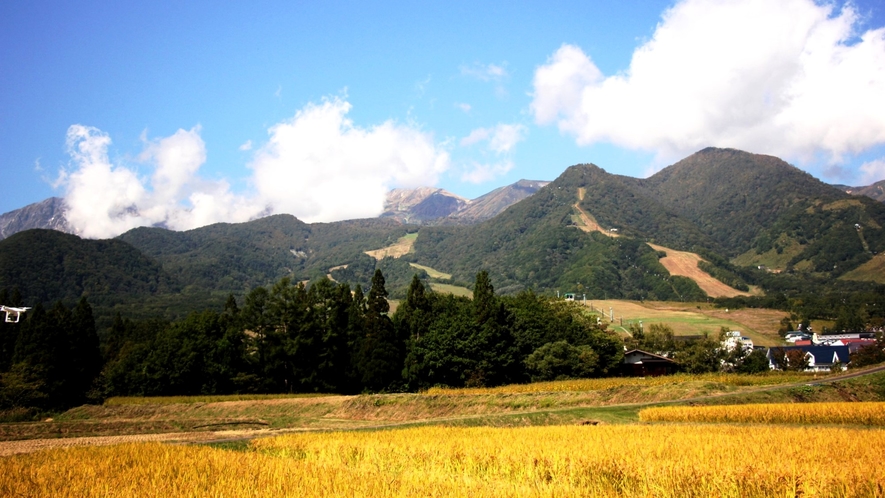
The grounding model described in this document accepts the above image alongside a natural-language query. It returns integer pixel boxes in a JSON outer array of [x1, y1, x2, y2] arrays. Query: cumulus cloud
[[458, 123, 526, 183], [249, 97, 450, 223], [860, 158, 885, 185], [531, 0, 885, 171], [56, 98, 451, 237], [239, 140, 252, 151], [460, 123, 527, 153], [461, 160, 514, 184], [58, 125, 265, 238], [61, 125, 149, 238]]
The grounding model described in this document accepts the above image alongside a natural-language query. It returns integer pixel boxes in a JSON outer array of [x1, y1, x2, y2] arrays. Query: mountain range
[[1, 147, 884, 324], [839, 180, 885, 203], [0, 197, 71, 240], [381, 180, 549, 224], [0, 179, 550, 242]]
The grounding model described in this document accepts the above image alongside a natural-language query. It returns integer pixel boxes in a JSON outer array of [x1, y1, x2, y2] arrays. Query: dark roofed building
[[622, 349, 679, 377]]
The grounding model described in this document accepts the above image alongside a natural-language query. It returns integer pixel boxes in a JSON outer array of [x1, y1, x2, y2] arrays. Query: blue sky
[[2, 1, 885, 237]]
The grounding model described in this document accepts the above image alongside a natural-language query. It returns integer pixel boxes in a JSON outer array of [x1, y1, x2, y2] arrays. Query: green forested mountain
[[0, 229, 175, 308], [411, 163, 710, 300], [628, 148, 885, 276], [1, 148, 883, 324], [629, 148, 845, 254], [413, 148, 885, 291], [118, 214, 414, 293]]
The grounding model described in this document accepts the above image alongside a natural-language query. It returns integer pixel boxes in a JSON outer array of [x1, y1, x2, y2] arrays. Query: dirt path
[[647, 243, 751, 298], [572, 202, 618, 237], [573, 198, 745, 297], [572, 191, 749, 298]]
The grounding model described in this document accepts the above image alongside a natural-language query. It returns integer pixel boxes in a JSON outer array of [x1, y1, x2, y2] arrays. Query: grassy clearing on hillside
[[4, 425, 884, 496], [429, 282, 472, 297], [732, 235, 804, 270], [408, 262, 451, 280], [364, 233, 417, 259], [584, 299, 782, 345], [840, 252, 885, 283]]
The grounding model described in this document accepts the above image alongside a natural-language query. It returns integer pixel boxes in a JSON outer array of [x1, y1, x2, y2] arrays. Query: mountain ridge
[[2, 147, 884, 323]]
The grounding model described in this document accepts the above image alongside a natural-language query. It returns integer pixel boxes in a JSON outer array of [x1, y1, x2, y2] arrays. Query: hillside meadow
[[580, 299, 788, 346]]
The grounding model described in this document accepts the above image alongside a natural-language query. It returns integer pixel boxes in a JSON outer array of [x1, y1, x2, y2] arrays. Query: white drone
[[0, 306, 30, 323]]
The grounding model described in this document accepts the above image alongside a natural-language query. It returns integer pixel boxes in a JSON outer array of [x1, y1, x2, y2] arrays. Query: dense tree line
[[5, 266, 880, 414], [0, 271, 625, 412], [100, 271, 624, 397], [0, 289, 101, 413]]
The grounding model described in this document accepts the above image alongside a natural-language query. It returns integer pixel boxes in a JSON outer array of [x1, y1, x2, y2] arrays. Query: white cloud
[[59, 125, 266, 238], [61, 125, 151, 238], [56, 98, 451, 237], [488, 124, 527, 154], [531, 0, 885, 170], [860, 158, 885, 184], [455, 102, 472, 113], [460, 123, 527, 153], [460, 128, 490, 147], [239, 140, 252, 151], [249, 97, 450, 223], [461, 62, 509, 81], [461, 160, 514, 184]]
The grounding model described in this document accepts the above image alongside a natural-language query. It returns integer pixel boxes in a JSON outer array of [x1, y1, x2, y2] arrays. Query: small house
[[765, 345, 850, 372], [622, 349, 679, 377]]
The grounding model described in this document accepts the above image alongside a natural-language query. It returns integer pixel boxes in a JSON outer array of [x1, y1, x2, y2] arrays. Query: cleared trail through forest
[[571, 190, 749, 298]]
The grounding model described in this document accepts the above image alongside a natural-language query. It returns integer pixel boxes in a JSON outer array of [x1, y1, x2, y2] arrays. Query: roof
[[766, 345, 850, 365], [623, 349, 679, 364]]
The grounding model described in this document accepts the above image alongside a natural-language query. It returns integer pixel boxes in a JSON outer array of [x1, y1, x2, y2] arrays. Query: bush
[[524, 341, 598, 382]]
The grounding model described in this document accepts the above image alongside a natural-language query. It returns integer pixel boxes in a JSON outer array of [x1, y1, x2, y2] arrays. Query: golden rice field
[[640, 401, 885, 426], [104, 393, 332, 405], [424, 371, 816, 395], [3, 424, 884, 497]]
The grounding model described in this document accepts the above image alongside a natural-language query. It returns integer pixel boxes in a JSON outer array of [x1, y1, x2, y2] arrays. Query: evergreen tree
[[310, 281, 353, 392], [345, 284, 366, 390], [395, 275, 432, 342], [468, 271, 518, 386], [356, 270, 402, 391], [0, 288, 17, 371], [12, 303, 68, 408], [68, 297, 102, 404]]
